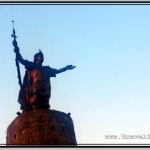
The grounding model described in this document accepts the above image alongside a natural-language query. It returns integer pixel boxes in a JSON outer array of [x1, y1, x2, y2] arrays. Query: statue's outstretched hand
[[66, 65, 76, 70]]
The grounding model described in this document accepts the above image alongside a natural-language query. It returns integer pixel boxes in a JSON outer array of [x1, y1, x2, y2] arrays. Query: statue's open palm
[[66, 65, 76, 70]]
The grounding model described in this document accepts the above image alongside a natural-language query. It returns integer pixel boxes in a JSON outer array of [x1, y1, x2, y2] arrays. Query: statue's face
[[35, 55, 43, 65]]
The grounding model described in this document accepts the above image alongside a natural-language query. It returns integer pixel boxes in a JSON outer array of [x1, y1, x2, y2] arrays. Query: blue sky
[[1, 4, 150, 144]]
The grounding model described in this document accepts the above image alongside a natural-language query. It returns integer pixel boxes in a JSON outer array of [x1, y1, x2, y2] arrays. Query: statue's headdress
[[34, 50, 44, 63]]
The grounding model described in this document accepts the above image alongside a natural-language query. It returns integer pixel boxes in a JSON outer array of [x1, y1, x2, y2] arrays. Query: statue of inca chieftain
[[12, 21, 76, 112]]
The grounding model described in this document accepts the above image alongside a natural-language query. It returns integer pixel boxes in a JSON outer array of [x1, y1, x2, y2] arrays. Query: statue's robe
[[18, 60, 57, 111]]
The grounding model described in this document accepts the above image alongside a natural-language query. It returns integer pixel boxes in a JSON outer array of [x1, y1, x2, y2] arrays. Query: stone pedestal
[[6, 109, 77, 145]]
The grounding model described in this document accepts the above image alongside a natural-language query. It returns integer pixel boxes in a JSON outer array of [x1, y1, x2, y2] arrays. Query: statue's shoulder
[[43, 66, 57, 77], [43, 66, 53, 72], [43, 65, 51, 69], [24, 60, 35, 70], [44, 66, 56, 70]]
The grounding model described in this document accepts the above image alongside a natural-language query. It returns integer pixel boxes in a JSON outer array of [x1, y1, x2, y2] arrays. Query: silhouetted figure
[[14, 49, 75, 111]]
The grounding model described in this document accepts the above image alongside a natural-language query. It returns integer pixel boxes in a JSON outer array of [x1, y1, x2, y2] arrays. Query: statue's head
[[34, 50, 44, 65]]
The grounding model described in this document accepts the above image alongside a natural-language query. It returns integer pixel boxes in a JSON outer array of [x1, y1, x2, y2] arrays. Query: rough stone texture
[[6, 109, 77, 145]]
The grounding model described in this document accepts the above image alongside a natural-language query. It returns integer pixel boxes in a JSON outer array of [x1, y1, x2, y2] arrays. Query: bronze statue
[[11, 21, 76, 112]]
